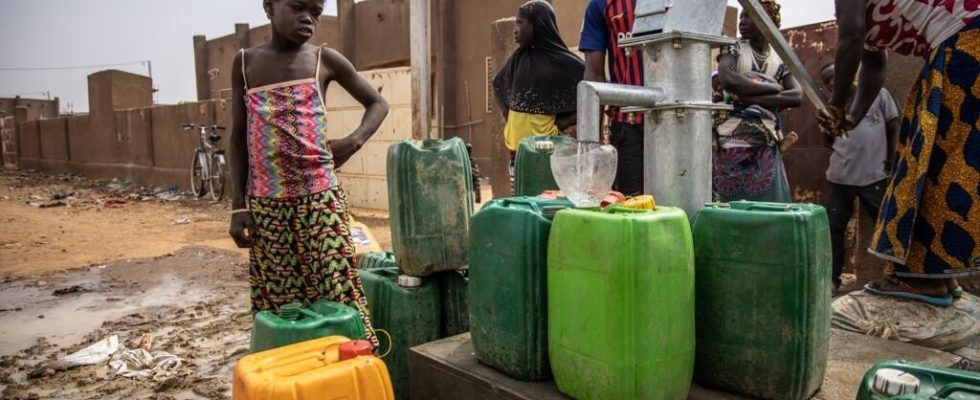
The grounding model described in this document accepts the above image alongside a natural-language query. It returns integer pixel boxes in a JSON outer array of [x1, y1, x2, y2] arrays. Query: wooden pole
[[410, 0, 431, 140]]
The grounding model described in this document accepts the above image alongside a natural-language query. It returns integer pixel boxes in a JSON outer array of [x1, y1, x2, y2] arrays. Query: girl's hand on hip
[[329, 137, 364, 169], [230, 212, 256, 248]]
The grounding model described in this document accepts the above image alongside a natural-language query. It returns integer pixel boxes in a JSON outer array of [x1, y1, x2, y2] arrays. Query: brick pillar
[[235, 23, 251, 51], [338, 0, 357, 67], [13, 106, 28, 169], [193, 35, 211, 100], [0, 115, 14, 168], [489, 18, 517, 199]]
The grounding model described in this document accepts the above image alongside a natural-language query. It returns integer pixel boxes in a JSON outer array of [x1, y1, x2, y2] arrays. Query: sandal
[[864, 276, 954, 307]]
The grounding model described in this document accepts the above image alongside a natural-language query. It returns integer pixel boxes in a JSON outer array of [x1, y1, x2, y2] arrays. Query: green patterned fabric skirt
[[248, 186, 377, 346]]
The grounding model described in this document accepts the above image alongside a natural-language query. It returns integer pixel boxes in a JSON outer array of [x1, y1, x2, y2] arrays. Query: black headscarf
[[492, 0, 585, 115]]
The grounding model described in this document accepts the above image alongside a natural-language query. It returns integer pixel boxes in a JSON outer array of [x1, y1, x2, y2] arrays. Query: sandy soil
[[0, 170, 393, 399]]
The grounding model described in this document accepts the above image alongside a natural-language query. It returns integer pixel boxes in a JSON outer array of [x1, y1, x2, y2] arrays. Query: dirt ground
[[0, 170, 392, 399]]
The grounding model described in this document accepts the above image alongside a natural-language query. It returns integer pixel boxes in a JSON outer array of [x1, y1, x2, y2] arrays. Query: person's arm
[[323, 47, 389, 169], [580, 0, 608, 82], [716, 53, 783, 96], [556, 112, 576, 131], [825, 0, 870, 133], [737, 72, 803, 110], [229, 51, 255, 248], [583, 51, 606, 82], [493, 69, 510, 120], [881, 90, 901, 172], [849, 49, 887, 125]]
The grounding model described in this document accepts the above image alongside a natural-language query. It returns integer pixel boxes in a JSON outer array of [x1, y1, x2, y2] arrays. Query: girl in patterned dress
[[822, 0, 980, 306], [228, 0, 388, 345]]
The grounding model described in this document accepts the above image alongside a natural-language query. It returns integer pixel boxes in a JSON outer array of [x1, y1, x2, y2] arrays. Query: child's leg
[[299, 188, 379, 348], [249, 196, 308, 312]]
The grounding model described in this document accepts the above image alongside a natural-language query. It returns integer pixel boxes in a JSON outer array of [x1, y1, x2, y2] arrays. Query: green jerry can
[[513, 135, 571, 197], [693, 201, 832, 400], [250, 300, 367, 354], [856, 361, 980, 399], [470, 197, 572, 381], [548, 206, 695, 400], [387, 138, 474, 277], [437, 269, 469, 337], [359, 253, 442, 400]]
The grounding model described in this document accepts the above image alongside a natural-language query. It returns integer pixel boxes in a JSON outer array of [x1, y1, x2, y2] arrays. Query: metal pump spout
[[576, 81, 664, 143]]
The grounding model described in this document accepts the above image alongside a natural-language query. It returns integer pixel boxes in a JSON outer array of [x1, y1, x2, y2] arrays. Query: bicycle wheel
[[190, 149, 207, 198], [208, 152, 225, 201]]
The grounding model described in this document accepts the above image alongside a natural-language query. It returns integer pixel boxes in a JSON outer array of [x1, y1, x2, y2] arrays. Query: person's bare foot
[[867, 275, 948, 297]]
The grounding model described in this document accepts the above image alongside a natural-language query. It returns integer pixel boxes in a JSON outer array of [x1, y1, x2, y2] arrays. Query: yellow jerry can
[[233, 336, 394, 400]]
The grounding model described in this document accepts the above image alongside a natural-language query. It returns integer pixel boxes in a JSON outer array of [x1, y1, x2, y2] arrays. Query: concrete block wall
[[66, 116, 91, 163], [115, 108, 154, 167], [1, 117, 16, 168], [18, 121, 41, 170], [38, 118, 70, 170], [14, 66, 410, 212], [327, 67, 413, 211]]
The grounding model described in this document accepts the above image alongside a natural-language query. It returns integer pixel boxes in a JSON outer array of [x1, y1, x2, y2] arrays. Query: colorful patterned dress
[[241, 47, 377, 345], [712, 41, 792, 203], [863, 1, 980, 277]]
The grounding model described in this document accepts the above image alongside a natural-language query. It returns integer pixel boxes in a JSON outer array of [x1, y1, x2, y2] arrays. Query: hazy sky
[[0, 0, 833, 114]]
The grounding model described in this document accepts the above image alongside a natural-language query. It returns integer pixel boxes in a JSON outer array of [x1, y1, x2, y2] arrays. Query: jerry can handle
[[298, 308, 322, 320], [498, 198, 537, 211], [932, 382, 980, 399], [603, 205, 648, 214], [421, 138, 444, 150], [744, 203, 801, 212]]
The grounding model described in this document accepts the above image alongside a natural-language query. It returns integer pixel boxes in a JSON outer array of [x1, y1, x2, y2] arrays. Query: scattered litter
[[155, 187, 184, 202], [37, 200, 67, 208], [103, 198, 127, 208], [52, 285, 90, 296], [109, 348, 182, 380], [171, 217, 191, 226], [136, 333, 153, 351], [28, 336, 119, 379], [52, 192, 75, 201], [0, 307, 23, 313]]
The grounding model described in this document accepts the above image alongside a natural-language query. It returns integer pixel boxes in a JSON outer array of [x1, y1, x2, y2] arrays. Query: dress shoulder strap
[[314, 46, 323, 82], [240, 49, 250, 90]]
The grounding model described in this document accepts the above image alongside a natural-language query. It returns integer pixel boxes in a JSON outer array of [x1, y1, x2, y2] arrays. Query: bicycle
[[183, 123, 226, 201]]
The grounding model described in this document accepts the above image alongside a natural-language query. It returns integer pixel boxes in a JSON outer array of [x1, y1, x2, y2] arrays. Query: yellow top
[[503, 110, 561, 151]]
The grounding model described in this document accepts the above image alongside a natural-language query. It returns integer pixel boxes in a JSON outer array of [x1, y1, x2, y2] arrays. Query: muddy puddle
[[0, 247, 251, 400]]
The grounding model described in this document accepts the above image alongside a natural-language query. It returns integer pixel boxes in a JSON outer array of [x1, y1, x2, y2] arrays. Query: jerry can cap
[[872, 368, 920, 396], [278, 303, 304, 321], [534, 140, 555, 151], [397, 274, 423, 288], [338, 340, 374, 361], [541, 205, 566, 220]]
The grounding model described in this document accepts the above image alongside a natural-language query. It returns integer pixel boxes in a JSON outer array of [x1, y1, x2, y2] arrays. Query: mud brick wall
[[1, 117, 16, 168]]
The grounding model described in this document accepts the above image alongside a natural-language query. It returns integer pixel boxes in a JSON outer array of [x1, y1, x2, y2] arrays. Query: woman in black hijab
[[493, 0, 585, 153]]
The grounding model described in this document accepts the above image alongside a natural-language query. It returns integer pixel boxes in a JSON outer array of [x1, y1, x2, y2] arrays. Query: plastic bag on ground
[[55, 335, 119, 369], [108, 347, 182, 380], [832, 291, 980, 351]]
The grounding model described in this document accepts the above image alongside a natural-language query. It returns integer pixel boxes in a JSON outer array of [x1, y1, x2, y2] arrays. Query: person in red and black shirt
[[579, 0, 645, 195]]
